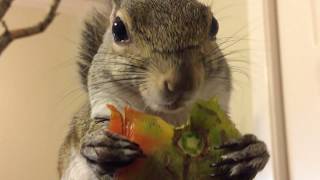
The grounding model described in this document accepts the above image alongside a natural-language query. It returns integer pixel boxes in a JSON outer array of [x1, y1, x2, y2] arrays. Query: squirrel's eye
[[112, 17, 129, 42], [209, 16, 219, 38]]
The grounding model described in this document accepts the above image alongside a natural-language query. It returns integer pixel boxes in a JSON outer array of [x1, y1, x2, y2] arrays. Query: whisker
[[90, 77, 146, 87]]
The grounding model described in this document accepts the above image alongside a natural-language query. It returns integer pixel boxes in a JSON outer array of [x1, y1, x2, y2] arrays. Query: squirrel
[[58, 0, 269, 180]]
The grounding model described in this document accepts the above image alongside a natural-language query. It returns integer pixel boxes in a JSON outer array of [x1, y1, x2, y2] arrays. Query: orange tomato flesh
[[107, 105, 171, 154], [107, 105, 174, 180], [107, 105, 124, 135]]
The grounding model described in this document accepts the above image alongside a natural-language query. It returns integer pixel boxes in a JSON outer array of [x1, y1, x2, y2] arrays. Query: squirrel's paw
[[210, 134, 269, 180], [81, 129, 143, 176]]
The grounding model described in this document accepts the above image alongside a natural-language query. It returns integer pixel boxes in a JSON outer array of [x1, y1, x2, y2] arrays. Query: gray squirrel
[[58, 0, 269, 179]]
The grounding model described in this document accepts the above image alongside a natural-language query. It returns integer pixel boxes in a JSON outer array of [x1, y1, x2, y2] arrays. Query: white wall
[[0, 0, 92, 179]]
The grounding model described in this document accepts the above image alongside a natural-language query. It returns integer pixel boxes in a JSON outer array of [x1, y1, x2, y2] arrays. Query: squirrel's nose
[[163, 77, 193, 97]]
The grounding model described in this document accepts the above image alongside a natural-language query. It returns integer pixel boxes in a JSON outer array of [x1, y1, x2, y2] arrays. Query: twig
[[0, 0, 13, 20], [0, 0, 61, 55]]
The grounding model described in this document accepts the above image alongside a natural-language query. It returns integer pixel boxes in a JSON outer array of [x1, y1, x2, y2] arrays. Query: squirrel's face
[[91, 0, 223, 113]]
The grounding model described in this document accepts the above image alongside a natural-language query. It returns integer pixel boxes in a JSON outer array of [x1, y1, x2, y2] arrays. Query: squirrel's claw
[[81, 130, 143, 176], [210, 134, 269, 180]]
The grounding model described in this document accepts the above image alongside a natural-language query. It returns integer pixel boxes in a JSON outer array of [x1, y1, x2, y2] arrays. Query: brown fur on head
[[86, 0, 230, 117], [121, 0, 212, 52]]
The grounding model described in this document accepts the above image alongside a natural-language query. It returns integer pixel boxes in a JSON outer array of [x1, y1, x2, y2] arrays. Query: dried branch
[[0, 0, 13, 20], [0, 0, 61, 55]]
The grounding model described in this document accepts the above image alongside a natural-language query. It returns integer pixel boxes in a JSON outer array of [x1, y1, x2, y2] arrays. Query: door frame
[[263, 0, 290, 179]]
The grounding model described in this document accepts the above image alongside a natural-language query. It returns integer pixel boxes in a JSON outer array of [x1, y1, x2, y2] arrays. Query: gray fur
[[59, 0, 268, 179]]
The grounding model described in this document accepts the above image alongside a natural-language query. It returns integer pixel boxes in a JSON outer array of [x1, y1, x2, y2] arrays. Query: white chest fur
[[61, 150, 98, 180]]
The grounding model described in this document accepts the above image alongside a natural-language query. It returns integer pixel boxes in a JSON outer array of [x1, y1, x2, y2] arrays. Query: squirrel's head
[[88, 0, 229, 114]]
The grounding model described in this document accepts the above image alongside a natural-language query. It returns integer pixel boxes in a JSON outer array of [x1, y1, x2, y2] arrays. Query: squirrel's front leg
[[81, 96, 145, 179], [210, 134, 270, 180], [81, 129, 143, 178], [81, 103, 144, 179]]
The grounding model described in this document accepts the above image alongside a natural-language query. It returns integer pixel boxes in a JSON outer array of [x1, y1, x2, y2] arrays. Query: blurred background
[[0, 0, 319, 180], [0, 0, 90, 179]]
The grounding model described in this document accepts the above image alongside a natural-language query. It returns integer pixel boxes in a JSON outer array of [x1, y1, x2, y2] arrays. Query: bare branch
[[0, 0, 13, 20], [1, 20, 8, 31], [0, 0, 61, 55]]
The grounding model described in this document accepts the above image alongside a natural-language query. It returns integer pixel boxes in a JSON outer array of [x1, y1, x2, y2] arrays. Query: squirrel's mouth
[[163, 101, 182, 111], [160, 104, 184, 113], [141, 88, 196, 114], [144, 96, 186, 113], [156, 96, 187, 113]]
